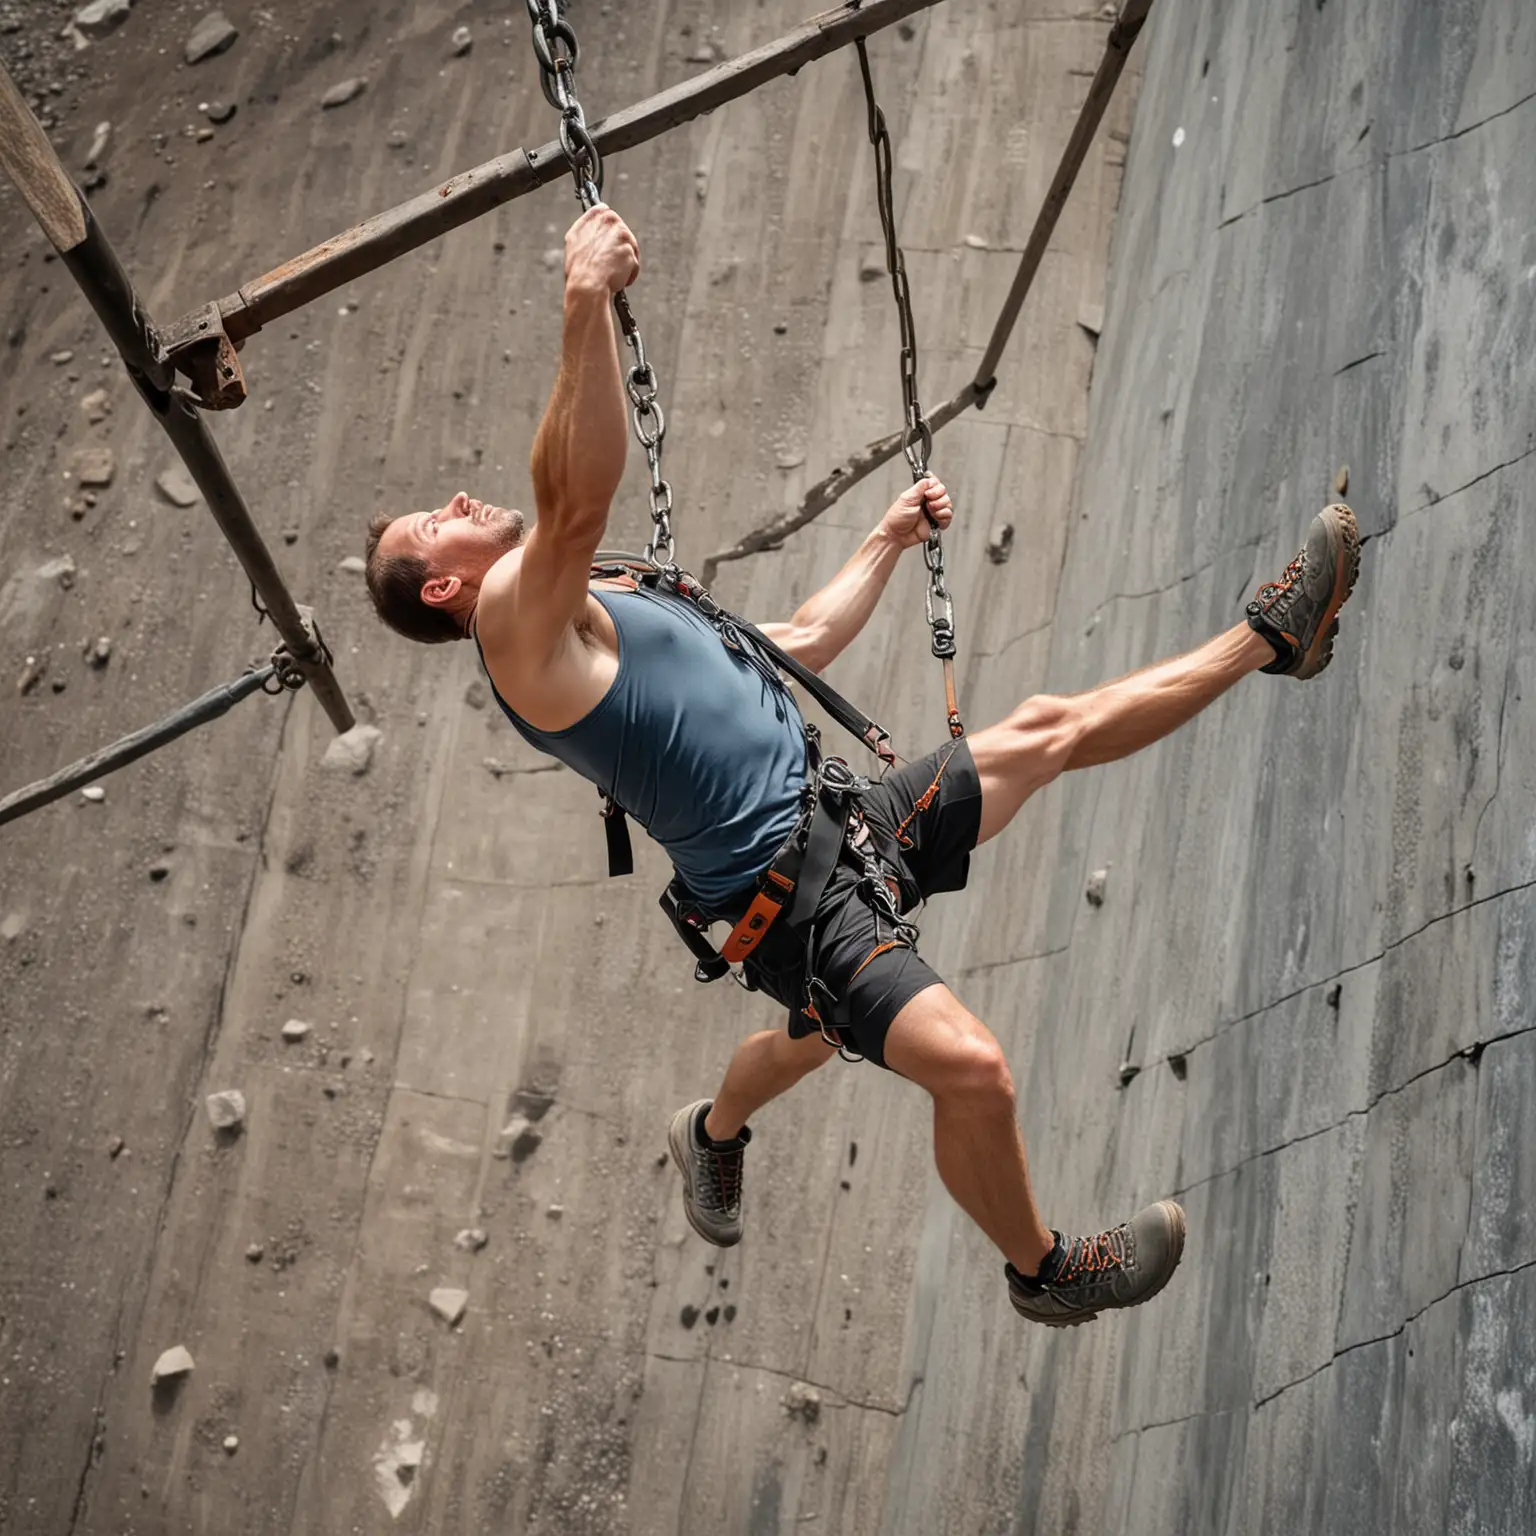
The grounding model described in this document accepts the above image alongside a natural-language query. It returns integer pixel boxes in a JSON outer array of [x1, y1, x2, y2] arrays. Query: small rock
[[81, 785, 106, 803], [107, 1135, 125, 1158], [245, 1242, 264, 1262], [1078, 304, 1105, 341], [985, 522, 1015, 564], [0, 913, 26, 942], [499, 1115, 543, 1163], [205, 1089, 246, 1131], [859, 254, 886, 282], [320, 77, 366, 110], [679, 1305, 700, 1329], [205, 101, 236, 124], [541, 248, 563, 272], [396, 1441, 424, 1482], [1085, 868, 1108, 907], [73, 0, 132, 41], [1334, 464, 1350, 497], [195, 127, 215, 143], [184, 11, 238, 65], [281, 1019, 311, 1043], [80, 387, 111, 423], [72, 444, 115, 487], [963, 233, 989, 249], [39, 554, 77, 590], [222, 1435, 239, 1455], [147, 860, 171, 882], [772, 321, 788, 336], [154, 464, 200, 506], [775, 452, 806, 471], [336, 554, 366, 575], [386, 128, 408, 149], [464, 680, 488, 710], [784, 1381, 822, 1423], [321, 723, 382, 776], [151, 1345, 195, 1386], [17, 655, 47, 695], [85, 635, 111, 668], [453, 1228, 488, 1252], [428, 1287, 468, 1326], [1325, 982, 1342, 1009], [684, 39, 723, 64], [323, 1347, 340, 1368], [451, 24, 473, 55], [545, 1203, 564, 1220], [51, 349, 75, 366], [897, 19, 917, 39]]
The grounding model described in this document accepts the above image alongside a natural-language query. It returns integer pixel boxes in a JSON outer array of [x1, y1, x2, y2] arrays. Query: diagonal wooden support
[[701, 0, 1156, 583], [0, 59, 354, 736]]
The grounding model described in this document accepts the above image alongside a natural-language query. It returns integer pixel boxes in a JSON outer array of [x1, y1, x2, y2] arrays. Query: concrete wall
[[2, 0, 1532, 1531], [906, 0, 1536, 1529]]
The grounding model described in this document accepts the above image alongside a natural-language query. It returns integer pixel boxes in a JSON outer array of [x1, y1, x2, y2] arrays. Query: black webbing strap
[[601, 794, 633, 876], [787, 785, 853, 929], [731, 616, 895, 770]]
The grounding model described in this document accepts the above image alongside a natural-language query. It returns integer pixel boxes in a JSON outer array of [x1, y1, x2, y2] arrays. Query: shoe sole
[[1292, 503, 1360, 680], [667, 1102, 742, 1248], [1020, 1199, 1188, 1329]]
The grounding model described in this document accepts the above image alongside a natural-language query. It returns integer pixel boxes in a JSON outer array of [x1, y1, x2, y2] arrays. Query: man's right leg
[[883, 982, 1185, 1327]]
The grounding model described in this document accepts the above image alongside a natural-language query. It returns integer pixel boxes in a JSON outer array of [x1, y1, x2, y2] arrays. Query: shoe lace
[[1251, 550, 1306, 610], [1057, 1224, 1130, 1284], [700, 1142, 744, 1212]]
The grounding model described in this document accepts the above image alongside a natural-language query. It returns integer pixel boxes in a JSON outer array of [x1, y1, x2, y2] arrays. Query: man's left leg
[[970, 623, 1274, 844], [971, 501, 1360, 844]]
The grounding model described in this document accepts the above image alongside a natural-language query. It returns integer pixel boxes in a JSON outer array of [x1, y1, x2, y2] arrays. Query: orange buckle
[[720, 869, 794, 963]]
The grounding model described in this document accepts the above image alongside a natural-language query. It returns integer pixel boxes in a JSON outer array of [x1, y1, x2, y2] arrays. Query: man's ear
[[421, 573, 462, 608]]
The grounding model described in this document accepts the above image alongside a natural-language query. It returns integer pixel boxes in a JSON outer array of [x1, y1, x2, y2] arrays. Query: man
[[364, 206, 1359, 1328]]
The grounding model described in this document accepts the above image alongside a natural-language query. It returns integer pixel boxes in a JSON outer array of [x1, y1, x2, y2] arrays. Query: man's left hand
[[880, 475, 954, 550]]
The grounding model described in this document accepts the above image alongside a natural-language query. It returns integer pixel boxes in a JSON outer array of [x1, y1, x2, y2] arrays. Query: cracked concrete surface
[[2, 0, 1532, 1530]]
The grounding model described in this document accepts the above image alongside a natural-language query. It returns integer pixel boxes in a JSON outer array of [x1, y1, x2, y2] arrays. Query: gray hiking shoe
[[1246, 503, 1361, 679], [668, 1100, 749, 1247], [1006, 1200, 1186, 1328]]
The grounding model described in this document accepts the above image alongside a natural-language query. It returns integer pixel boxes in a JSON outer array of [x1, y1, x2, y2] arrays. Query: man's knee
[[927, 1032, 1016, 1110], [1004, 693, 1085, 788]]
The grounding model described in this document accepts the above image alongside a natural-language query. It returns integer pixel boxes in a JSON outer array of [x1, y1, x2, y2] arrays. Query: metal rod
[[156, 0, 950, 360], [0, 57, 354, 734], [702, 0, 1154, 581], [0, 666, 278, 828], [700, 386, 980, 585], [971, 0, 1153, 389]]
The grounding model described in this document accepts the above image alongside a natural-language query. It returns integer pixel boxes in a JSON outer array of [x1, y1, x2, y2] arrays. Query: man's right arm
[[483, 206, 639, 667]]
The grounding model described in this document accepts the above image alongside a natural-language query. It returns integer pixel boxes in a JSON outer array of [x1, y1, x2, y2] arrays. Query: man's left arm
[[756, 476, 953, 672]]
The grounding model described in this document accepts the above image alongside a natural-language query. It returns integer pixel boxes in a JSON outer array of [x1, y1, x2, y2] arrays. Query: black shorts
[[724, 739, 982, 1069]]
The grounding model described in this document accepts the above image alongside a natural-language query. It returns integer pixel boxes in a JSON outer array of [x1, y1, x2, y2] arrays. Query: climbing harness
[[854, 35, 964, 741]]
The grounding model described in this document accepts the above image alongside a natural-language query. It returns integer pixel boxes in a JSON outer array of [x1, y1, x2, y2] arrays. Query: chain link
[[526, 0, 676, 567], [856, 37, 961, 735]]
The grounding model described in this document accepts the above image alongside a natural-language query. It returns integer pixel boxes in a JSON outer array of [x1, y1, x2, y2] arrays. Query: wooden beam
[[157, 0, 951, 365]]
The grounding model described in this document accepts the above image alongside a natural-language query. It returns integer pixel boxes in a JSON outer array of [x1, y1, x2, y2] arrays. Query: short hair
[[364, 512, 463, 645]]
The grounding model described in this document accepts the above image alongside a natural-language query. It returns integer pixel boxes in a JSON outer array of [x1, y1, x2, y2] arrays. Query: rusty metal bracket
[[159, 301, 247, 409]]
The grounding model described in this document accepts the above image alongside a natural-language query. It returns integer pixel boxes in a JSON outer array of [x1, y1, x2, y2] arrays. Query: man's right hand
[[564, 205, 640, 296]]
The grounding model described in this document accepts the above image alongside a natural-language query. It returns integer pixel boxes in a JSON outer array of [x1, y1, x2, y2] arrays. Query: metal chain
[[525, 0, 676, 568], [854, 38, 961, 736]]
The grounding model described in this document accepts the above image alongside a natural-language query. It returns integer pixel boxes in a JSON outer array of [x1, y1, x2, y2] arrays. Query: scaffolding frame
[[0, 0, 1152, 827]]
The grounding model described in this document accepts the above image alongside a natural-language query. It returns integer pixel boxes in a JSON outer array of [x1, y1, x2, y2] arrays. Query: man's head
[[365, 492, 526, 643]]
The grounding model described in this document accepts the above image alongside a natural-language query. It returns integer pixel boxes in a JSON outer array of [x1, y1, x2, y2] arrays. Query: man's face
[[380, 492, 526, 586]]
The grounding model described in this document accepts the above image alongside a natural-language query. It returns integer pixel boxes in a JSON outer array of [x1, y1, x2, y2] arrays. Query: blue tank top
[[478, 586, 807, 904]]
